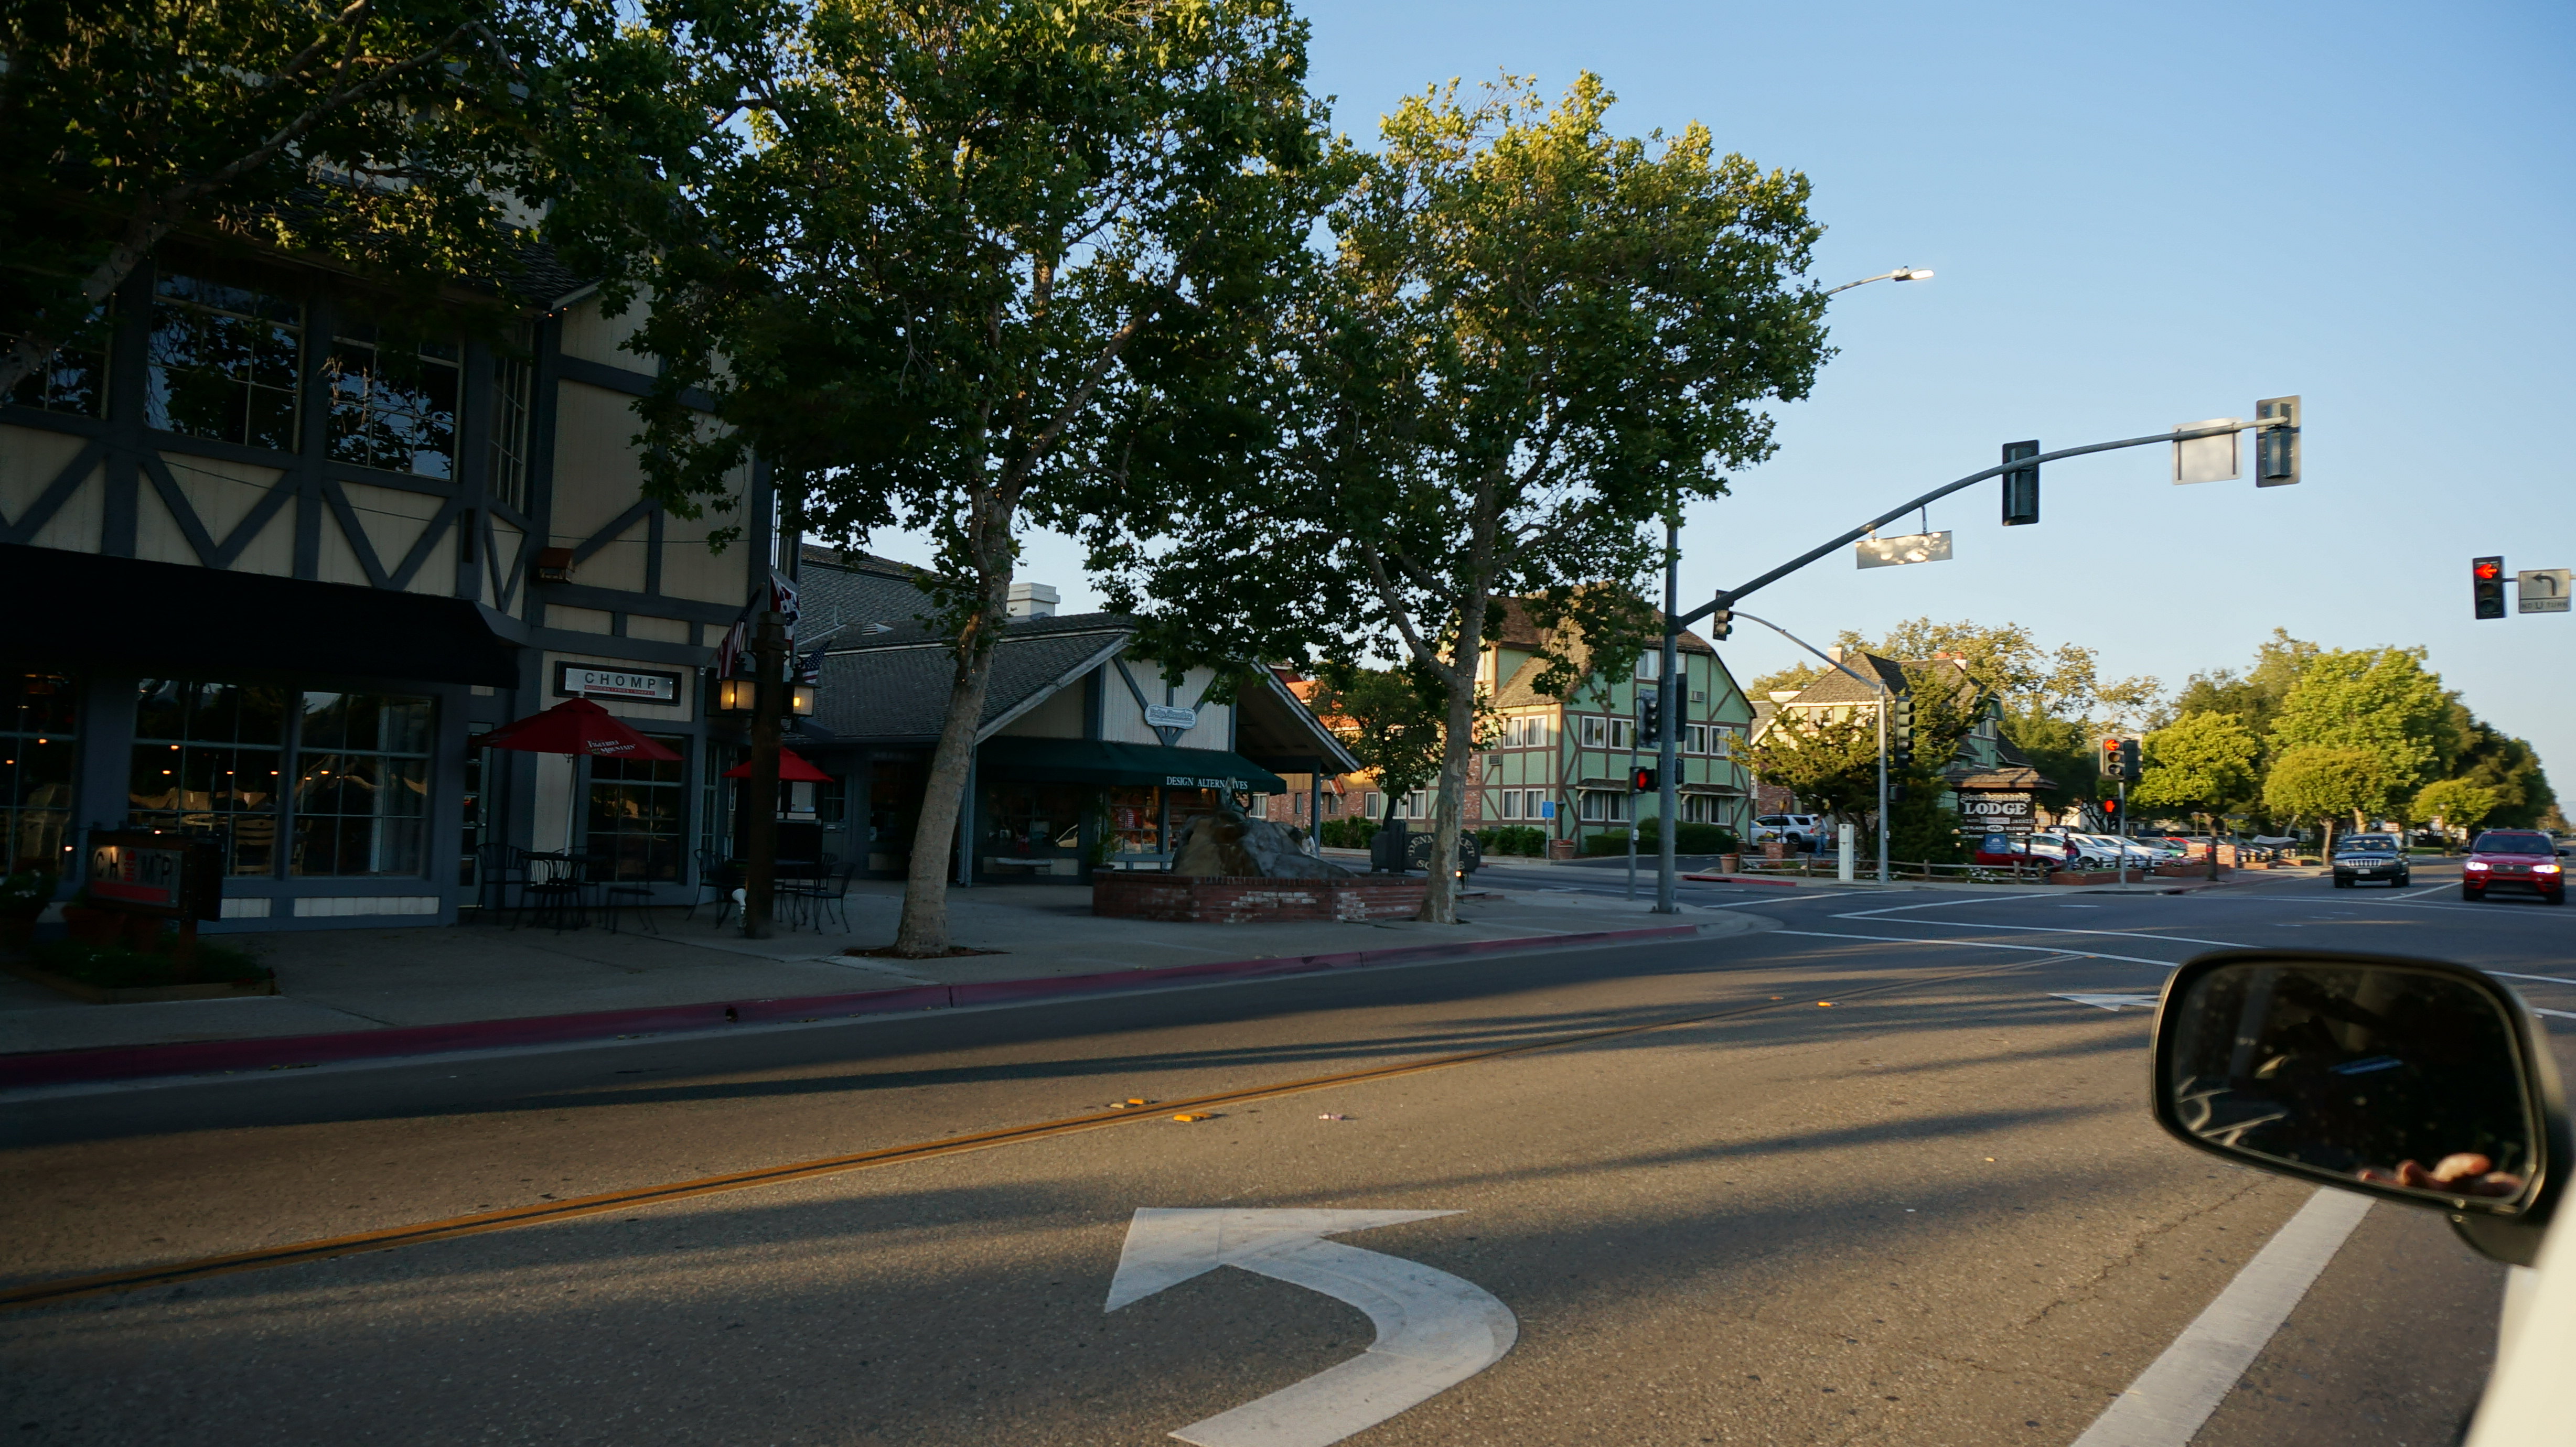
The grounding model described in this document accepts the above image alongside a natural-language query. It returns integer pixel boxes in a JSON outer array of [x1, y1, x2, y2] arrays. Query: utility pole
[[1655, 520, 1682, 914], [741, 610, 787, 938]]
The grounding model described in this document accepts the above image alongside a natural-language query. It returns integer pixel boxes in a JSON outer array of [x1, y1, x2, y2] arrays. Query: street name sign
[[2173, 419, 2242, 483], [1854, 531, 1952, 568], [1107, 1208, 1516, 1446]]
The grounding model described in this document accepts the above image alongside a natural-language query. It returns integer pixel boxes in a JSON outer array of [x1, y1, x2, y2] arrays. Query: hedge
[[1473, 825, 1549, 857]]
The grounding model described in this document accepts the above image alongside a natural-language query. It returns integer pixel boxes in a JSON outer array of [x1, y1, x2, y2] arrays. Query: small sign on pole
[[2173, 420, 2242, 484], [1854, 532, 1953, 568], [2519, 569, 2572, 614]]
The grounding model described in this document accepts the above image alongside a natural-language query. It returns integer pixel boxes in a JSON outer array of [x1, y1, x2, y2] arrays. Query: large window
[[588, 739, 688, 882], [131, 680, 290, 876], [292, 692, 433, 876], [2, 676, 77, 875], [487, 348, 533, 510], [6, 306, 112, 417], [326, 320, 461, 477], [146, 274, 302, 450]]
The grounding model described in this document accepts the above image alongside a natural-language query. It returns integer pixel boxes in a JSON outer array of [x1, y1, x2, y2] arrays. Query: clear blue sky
[[885, 0, 2576, 778]]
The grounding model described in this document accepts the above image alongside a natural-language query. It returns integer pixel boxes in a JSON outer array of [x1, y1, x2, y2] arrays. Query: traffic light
[[1630, 766, 1657, 793], [2101, 797, 2121, 822], [2255, 396, 2300, 487], [2474, 557, 2507, 620], [2121, 739, 2140, 778], [2001, 440, 2040, 526], [1708, 608, 1733, 641], [2100, 737, 2129, 780], [1638, 694, 1661, 742], [1890, 694, 1915, 766]]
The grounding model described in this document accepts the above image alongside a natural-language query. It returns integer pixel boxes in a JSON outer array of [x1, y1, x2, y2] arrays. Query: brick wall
[[1092, 873, 1429, 923]]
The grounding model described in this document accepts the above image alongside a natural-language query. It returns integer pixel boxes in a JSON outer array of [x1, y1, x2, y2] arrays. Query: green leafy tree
[[1284, 75, 1823, 923], [2412, 778, 2500, 840], [628, 0, 1331, 955], [2266, 646, 2461, 824], [0, 0, 684, 393], [2263, 744, 2393, 853], [2160, 628, 2318, 740], [2445, 720, 2557, 830], [1741, 710, 1878, 838], [2131, 711, 2262, 839], [1306, 662, 1493, 826]]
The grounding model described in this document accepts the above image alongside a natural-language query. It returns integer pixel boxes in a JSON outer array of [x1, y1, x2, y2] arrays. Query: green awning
[[977, 738, 1286, 793]]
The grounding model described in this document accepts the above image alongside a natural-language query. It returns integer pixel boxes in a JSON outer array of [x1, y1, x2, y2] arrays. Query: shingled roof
[[812, 614, 1133, 743]]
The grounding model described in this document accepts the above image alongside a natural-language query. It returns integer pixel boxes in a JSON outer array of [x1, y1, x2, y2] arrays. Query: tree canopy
[[2131, 711, 2262, 827]]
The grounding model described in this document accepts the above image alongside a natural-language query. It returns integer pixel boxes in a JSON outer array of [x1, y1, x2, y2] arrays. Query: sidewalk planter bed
[[1093, 873, 1428, 924], [9, 938, 277, 1003]]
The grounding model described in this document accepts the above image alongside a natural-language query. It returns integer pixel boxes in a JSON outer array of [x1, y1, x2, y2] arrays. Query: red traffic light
[[2475, 559, 2503, 581], [1631, 767, 1657, 792], [2101, 798, 2121, 817]]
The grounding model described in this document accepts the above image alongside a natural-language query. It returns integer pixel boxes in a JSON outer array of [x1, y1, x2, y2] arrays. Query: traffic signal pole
[[1657, 413, 2298, 908], [1655, 521, 1682, 914]]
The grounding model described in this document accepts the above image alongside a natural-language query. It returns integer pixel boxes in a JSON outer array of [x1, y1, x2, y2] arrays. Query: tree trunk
[[892, 544, 1012, 956], [1418, 596, 1492, 926]]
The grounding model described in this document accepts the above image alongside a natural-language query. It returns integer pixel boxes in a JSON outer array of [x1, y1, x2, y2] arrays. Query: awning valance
[[978, 737, 1286, 793], [0, 543, 520, 687]]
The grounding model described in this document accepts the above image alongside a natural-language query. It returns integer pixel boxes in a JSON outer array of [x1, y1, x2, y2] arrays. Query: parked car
[[2331, 832, 2410, 888], [2071, 832, 2166, 869], [1749, 814, 1821, 850], [2024, 833, 2109, 869], [1971, 833, 2049, 870], [2462, 829, 2566, 904]]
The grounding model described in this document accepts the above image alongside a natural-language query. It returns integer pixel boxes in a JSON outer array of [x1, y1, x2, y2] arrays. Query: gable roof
[[811, 615, 1132, 743]]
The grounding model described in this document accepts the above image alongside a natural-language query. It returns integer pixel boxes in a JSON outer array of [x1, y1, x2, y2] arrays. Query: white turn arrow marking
[[1105, 1208, 1517, 1447], [2054, 992, 2160, 1011]]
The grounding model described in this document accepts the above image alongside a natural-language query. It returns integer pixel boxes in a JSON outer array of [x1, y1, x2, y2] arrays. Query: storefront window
[[1105, 784, 1161, 858], [588, 738, 687, 882], [326, 318, 461, 478], [292, 692, 433, 876], [981, 783, 1089, 862], [132, 679, 289, 876], [2, 676, 77, 875], [146, 274, 302, 451]]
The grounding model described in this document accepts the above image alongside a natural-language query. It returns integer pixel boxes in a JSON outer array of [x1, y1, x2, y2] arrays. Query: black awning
[[0, 544, 520, 687], [976, 737, 1287, 793]]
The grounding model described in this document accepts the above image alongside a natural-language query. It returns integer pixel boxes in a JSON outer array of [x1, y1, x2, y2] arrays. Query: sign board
[[1539, 800, 1557, 819], [1144, 704, 1199, 731], [1854, 532, 1952, 569], [555, 663, 683, 704], [87, 830, 222, 920], [1958, 793, 2034, 834], [2518, 569, 2571, 614], [2173, 420, 2241, 484], [1163, 775, 1251, 791]]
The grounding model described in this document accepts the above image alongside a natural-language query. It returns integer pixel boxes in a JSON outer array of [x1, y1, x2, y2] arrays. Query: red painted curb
[[0, 924, 1703, 1089]]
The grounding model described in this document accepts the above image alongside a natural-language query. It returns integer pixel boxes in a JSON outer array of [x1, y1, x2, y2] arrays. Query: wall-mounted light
[[532, 546, 575, 585], [715, 677, 755, 712], [790, 684, 816, 716]]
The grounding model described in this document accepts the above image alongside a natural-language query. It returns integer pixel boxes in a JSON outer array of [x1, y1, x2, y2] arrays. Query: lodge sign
[[1959, 793, 2034, 833], [555, 663, 683, 705]]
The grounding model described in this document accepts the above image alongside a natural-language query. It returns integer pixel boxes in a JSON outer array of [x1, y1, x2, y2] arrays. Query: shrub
[[1319, 816, 1381, 849], [30, 938, 269, 989], [1472, 825, 1548, 857], [0, 871, 57, 916], [1608, 818, 1741, 855]]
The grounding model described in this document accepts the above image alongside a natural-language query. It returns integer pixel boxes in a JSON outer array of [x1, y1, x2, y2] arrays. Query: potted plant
[[0, 870, 56, 954]]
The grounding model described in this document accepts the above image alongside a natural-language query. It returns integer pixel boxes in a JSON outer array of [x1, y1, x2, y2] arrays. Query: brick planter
[[1092, 873, 1429, 924]]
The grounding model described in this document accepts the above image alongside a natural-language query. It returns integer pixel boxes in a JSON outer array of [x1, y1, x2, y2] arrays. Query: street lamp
[[1823, 266, 1934, 297], [1648, 264, 1931, 914]]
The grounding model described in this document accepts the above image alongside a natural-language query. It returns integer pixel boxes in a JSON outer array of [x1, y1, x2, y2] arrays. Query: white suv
[[1751, 814, 1822, 849]]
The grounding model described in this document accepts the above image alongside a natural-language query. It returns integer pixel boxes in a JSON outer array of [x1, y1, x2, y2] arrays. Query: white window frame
[[1580, 715, 1607, 748], [1500, 789, 1522, 819]]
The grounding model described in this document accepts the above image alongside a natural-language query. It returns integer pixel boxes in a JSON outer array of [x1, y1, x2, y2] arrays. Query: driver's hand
[[2355, 1153, 2525, 1197]]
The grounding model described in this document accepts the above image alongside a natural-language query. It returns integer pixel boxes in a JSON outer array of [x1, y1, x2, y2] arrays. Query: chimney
[[1006, 582, 1059, 618], [1824, 645, 1843, 663]]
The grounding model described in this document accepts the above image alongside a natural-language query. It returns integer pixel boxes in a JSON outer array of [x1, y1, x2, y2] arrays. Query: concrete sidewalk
[[0, 876, 1756, 1060]]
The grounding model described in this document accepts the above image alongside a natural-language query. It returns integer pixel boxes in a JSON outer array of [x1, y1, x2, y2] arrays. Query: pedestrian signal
[[1631, 767, 1657, 793]]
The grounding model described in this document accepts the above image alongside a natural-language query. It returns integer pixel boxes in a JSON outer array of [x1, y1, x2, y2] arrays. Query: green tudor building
[[1470, 601, 1756, 850], [790, 549, 1360, 883]]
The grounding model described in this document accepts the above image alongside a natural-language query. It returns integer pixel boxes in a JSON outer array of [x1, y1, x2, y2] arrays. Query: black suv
[[2331, 833, 2409, 888]]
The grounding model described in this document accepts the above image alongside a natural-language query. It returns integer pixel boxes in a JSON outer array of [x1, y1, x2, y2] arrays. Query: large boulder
[[1171, 811, 1352, 880]]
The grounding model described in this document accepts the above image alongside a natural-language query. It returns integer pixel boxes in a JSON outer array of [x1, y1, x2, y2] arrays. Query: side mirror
[[2151, 949, 2571, 1266]]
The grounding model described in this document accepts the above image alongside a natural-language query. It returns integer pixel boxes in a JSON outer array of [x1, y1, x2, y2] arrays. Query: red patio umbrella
[[722, 746, 832, 782], [477, 697, 681, 761], [474, 699, 683, 860]]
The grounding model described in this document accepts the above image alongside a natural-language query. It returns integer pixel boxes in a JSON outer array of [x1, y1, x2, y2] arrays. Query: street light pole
[[1821, 265, 1934, 297], [1654, 520, 1682, 914]]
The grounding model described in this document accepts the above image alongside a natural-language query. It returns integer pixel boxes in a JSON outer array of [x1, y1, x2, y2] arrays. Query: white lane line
[[1772, 930, 2186, 969], [2382, 883, 2455, 901], [2534, 1008, 2576, 1021], [2054, 994, 2160, 1011], [1832, 897, 2025, 920], [1107, 1209, 1516, 1447], [2484, 969, 2576, 986], [2071, 1188, 2371, 1447], [1826, 914, 2258, 951]]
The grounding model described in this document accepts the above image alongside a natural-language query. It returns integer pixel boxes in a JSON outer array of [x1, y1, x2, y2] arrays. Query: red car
[[2461, 829, 2566, 904]]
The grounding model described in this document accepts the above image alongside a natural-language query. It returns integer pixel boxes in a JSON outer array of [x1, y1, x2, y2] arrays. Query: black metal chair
[[777, 857, 852, 933], [688, 849, 743, 928], [520, 852, 589, 932], [602, 864, 660, 935]]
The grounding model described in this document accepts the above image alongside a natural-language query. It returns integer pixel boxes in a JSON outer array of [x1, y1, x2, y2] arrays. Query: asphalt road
[[4, 860, 2569, 1445]]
